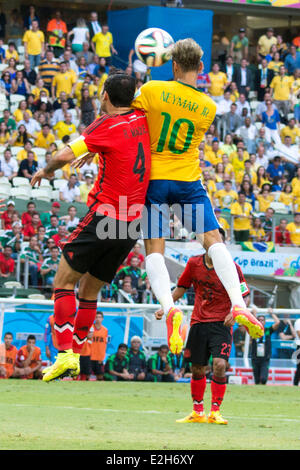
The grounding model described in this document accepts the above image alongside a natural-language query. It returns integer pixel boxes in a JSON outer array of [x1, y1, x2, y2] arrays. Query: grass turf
[[0, 380, 300, 450]]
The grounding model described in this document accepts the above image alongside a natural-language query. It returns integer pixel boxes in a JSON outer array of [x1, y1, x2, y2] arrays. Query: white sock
[[207, 243, 246, 308], [145, 253, 174, 315]]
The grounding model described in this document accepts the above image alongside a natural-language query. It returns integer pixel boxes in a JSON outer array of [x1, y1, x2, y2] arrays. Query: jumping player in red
[[31, 73, 151, 381], [155, 229, 250, 425]]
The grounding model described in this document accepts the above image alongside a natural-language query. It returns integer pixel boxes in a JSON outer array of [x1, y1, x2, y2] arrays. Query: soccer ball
[[135, 27, 174, 67]]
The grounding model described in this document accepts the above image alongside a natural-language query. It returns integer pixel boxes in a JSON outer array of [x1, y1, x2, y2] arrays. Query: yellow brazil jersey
[[250, 227, 265, 240], [291, 177, 300, 193], [22, 30, 44, 56], [13, 108, 32, 123], [278, 191, 293, 206], [218, 216, 230, 231], [230, 201, 252, 231], [256, 194, 274, 212], [215, 189, 238, 209], [286, 222, 300, 246], [208, 72, 227, 97], [53, 121, 76, 140], [280, 125, 300, 144], [31, 86, 49, 100], [132, 80, 216, 181], [34, 131, 55, 149], [270, 75, 293, 101], [16, 149, 37, 162], [92, 32, 113, 58]]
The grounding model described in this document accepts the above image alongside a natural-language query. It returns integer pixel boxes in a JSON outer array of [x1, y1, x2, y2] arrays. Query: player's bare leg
[[198, 229, 264, 339], [144, 238, 184, 354], [208, 358, 228, 425], [176, 364, 207, 423]]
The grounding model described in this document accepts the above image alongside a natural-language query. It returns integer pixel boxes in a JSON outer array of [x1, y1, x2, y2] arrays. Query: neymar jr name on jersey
[[160, 90, 202, 113]]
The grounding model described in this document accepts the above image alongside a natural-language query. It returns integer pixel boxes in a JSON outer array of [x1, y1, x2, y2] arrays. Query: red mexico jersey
[[177, 254, 250, 324], [70, 110, 151, 221]]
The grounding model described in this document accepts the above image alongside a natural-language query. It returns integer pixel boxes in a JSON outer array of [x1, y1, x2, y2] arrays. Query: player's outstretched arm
[[31, 146, 77, 187]]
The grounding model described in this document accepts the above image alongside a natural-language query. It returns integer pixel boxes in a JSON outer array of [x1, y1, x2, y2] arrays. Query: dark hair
[[118, 343, 128, 350], [159, 344, 169, 351], [96, 311, 104, 317], [219, 227, 226, 242], [27, 334, 36, 341], [103, 73, 136, 107], [4, 332, 13, 338], [27, 201, 36, 207], [50, 214, 59, 220]]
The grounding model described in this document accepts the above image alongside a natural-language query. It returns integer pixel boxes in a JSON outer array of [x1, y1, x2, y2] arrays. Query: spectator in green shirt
[[148, 344, 175, 383], [230, 28, 249, 63], [40, 201, 61, 228], [104, 343, 132, 381], [40, 246, 60, 286], [20, 235, 42, 287], [127, 336, 148, 381]]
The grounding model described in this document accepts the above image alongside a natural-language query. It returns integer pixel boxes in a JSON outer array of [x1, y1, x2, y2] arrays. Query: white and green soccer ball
[[134, 27, 174, 67]]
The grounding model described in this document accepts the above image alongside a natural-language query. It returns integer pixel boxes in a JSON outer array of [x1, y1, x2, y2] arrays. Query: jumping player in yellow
[[131, 39, 264, 352]]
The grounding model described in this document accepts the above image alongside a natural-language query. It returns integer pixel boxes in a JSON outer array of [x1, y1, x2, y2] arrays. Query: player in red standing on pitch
[[155, 229, 250, 425], [31, 72, 151, 382]]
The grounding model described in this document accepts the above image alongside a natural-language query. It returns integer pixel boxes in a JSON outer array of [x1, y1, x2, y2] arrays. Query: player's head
[[101, 73, 136, 112], [4, 332, 13, 347], [117, 343, 128, 358], [171, 38, 204, 77], [218, 227, 226, 243], [26, 334, 36, 347]]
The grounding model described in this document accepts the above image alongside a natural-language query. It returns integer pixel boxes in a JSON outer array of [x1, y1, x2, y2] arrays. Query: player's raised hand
[[155, 308, 164, 320], [31, 169, 54, 187], [71, 152, 95, 169]]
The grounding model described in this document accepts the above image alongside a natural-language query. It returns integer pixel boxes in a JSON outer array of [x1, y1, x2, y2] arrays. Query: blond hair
[[171, 38, 204, 72]]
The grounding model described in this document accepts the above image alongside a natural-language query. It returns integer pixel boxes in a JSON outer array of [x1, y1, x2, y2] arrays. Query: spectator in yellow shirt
[[250, 218, 266, 242], [270, 65, 293, 120], [202, 170, 217, 201], [215, 180, 238, 210], [92, 24, 117, 66], [268, 51, 283, 76], [214, 208, 231, 241], [79, 172, 94, 203], [5, 42, 19, 63], [208, 63, 229, 103], [256, 185, 275, 213], [230, 192, 253, 242], [278, 183, 293, 212], [222, 154, 235, 180], [232, 147, 246, 180], [286, 213, 300, 246], [22, 20, 45, 68], [34, 123, 55, 149], [53, 113, 76, 140], [205, 139, 224, 166], [280, 118, 300, 144], [16, 141, 38, 162], [31, 78, 50, 100], [13, 100, 32, 123], [51, 62, 76, 99], [257, 28, 277, 60]]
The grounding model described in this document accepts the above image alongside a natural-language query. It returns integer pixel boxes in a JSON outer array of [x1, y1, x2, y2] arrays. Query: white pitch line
[[2, 403, 300, 423]]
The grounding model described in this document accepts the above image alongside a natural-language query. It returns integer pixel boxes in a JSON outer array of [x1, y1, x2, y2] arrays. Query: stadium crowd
[[0, 11, 297, 308]]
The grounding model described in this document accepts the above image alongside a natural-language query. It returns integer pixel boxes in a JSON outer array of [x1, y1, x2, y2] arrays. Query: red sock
[[54, 288, 77, 351], [72, 298, 97, 354], [211, 375, 227, 412], [191, 375, 206, 414]]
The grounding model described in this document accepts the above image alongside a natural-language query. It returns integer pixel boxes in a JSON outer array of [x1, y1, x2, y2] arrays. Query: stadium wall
[[108, 6, 213, 81]]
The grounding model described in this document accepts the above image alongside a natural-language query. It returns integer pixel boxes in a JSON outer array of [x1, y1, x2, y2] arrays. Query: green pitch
[[0, 380, 299, 450]]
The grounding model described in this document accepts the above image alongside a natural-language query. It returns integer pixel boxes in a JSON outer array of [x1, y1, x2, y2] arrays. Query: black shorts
[[90, 360, 104, 376], [80, 355, 92, 375], [61, 210, 138, 283], [185, 322, 232, 366]]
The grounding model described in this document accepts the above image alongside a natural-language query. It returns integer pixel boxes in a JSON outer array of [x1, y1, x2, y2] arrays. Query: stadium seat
[[0, 179, 12, 198], [32, 147, 46, 158], [248, 91, 257, 99], [53, 179, 67, 191], [28, 293, 46, 300], [54, 169, 63, 179], [4, 281, 23, 289], [10, 147, 23, 158], [270, 202, 289, 214], [39, 178, 51, 188], [10, 94, 26, 106], [51, 190, 60, 200], [254, 122, 262, 130], [16, 64, 24, 71], [11, 186, 32, 199], [12, 176, 30, 187], [0, 145, 6, 154], [31, 188, 51, 202], [250, 100, 259, 112], [0, 63, 7, 73]]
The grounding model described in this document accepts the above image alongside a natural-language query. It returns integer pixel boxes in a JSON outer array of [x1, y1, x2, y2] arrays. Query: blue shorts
[[141, 180, 219, 239]]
